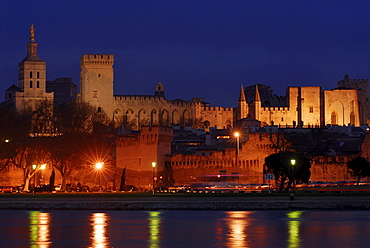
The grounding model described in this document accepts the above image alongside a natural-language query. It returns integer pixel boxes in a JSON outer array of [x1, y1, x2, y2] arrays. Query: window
[[37, 72, 40, 78], [281, 117, 284, 121], [331, 112, 337, 125], [350, 112, 355, 125], [30, 71, 33, 78], [37, 81, 40, 88], [30, 81, 33, 88], [309, 107, 313, 113], [93, 91, 98, 98]]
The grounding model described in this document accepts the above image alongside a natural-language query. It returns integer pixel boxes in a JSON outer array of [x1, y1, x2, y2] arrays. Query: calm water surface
[[0, 210, 369, 247]]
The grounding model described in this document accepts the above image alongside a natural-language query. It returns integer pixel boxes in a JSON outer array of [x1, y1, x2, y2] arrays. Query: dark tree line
[[0, 100, 115, 191]]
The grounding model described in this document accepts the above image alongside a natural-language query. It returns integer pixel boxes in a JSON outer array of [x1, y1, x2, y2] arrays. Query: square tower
[[80, 54, 114, 119]]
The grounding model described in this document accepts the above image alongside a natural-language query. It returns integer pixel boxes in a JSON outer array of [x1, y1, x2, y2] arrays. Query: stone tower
[[250, 85, 261, 120], [238, 85, 248, 119], [80, 54, 114, 119], [15, 25, 53, 112]]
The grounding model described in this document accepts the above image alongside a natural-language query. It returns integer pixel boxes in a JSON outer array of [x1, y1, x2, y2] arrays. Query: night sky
[[0, 0, 369, 107]]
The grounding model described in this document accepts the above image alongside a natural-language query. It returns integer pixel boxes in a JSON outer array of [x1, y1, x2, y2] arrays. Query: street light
[[32, 164, 37, 196], [234, 132, 240, 155], [290, 159, 296, 200], [95, 162, 104, 190], [152, 162, 156, 197]]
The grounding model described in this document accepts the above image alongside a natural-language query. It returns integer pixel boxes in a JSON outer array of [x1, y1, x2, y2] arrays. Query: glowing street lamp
[[32, 164, 37, 196], [234, 132, 240, 155], [290, 159, 296, 200], [95, 162, 104, 188], [152, 162, 156, 197]]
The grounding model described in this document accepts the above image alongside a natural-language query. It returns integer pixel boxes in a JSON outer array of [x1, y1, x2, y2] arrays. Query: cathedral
[[2, 25, 369, 131]]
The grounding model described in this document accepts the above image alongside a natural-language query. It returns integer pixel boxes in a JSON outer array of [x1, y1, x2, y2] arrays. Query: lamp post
[[234, 132, 240, 155], [290, 159, 296, 201], [32, 164, 37, 196], [95, 162, 104, 190], [152, 162, 156, 197]]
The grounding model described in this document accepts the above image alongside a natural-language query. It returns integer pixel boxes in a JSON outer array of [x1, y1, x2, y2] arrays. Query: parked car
[[34, 184, 51, 192], [73, 185, 90, 192], [91, 185, 104, 192], [54, 184, 62, 191], [121, 185, 138, 192], [2, 186, 13, 193]]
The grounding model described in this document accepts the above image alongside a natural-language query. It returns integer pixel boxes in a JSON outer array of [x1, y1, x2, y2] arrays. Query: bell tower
[[80, 54, 114, 119], [18, 24, 47, 98], [15, 25, 53, 112]]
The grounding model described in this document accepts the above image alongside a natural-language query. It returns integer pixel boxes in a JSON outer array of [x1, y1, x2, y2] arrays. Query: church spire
[[238, 85, 248, 119], [24, 24, 42, 61], [254, 84, 261, 102], [238, 85, 246, 102]]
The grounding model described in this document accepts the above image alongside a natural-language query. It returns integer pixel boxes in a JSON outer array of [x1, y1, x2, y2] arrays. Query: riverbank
[[1, 193, 370, 210]]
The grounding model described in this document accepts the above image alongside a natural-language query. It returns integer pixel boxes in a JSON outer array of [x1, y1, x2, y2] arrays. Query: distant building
[[3, 25, 53, 112], [238, 78, 369, 128]]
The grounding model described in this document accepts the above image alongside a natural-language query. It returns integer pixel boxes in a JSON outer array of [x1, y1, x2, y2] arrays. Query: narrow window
[[37, 81, 40, 88], [331, 112, 337, 125], [30, 81, 33, 88], [309, 107, 313, 113], [37, 72, 40, 78], [350, 112, 355, 125], [30, 71, 33, 78]]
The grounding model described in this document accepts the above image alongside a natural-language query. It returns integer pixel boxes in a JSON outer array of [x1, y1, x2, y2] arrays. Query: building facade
[[238, 79, 368, 128]]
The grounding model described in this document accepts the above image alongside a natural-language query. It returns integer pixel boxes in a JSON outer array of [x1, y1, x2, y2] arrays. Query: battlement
[[261, 106, 289, 112], [80, 54, 114, 67], [114, 95, 165, 102], [202, 106, 234, 112]]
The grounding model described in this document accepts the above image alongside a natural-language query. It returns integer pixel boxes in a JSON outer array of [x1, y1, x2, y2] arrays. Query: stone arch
[[172, 110, 180, 125], [138, 109, 148, 129], [328, 100, 344, 126], [181, 109, 190, 126], [161, 109, 170, 126], [350, 112, 355, 126], [331, 111, 337, 125], [113, 108, 123, 126], [125, 109, 136, 129], [204, 120, 210, 128], [151, 109, 158, 126], [225, 119, 232, 129]]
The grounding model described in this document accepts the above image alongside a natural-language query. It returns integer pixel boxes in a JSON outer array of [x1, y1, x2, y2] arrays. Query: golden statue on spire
[[30, 24, 35, 42]]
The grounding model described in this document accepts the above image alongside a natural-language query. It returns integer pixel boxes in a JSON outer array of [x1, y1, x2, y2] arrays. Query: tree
[[347, 156, 370, 185], [9, 138, 51, 192], [46, 134, 85, 191], [265, 152, 311, 192], [57, 100, 111, 134]]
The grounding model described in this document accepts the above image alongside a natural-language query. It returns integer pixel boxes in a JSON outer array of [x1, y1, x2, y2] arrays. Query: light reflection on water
[[0, 210, 368, 247], [225, 211, 251, 248], [90, 212, 109, 248], [286, 211, 303, 248], [148, 211, 161, 248], [29, 211, 51, 248]]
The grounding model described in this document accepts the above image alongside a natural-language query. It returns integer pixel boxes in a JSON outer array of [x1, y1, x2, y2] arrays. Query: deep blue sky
[[0, 0, 369, 107]]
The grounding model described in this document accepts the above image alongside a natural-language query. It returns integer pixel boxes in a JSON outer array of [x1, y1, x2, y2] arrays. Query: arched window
[[331, 112, 337, 125], [350, 112, 355, 125]]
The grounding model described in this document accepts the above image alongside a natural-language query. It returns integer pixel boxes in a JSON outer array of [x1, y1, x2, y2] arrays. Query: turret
[[238, 85, 248, 119], [250, 84, 261, 120]]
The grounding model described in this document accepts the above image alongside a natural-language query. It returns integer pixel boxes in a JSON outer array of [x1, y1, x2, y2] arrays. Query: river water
[[0, 210, 369, 247]]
